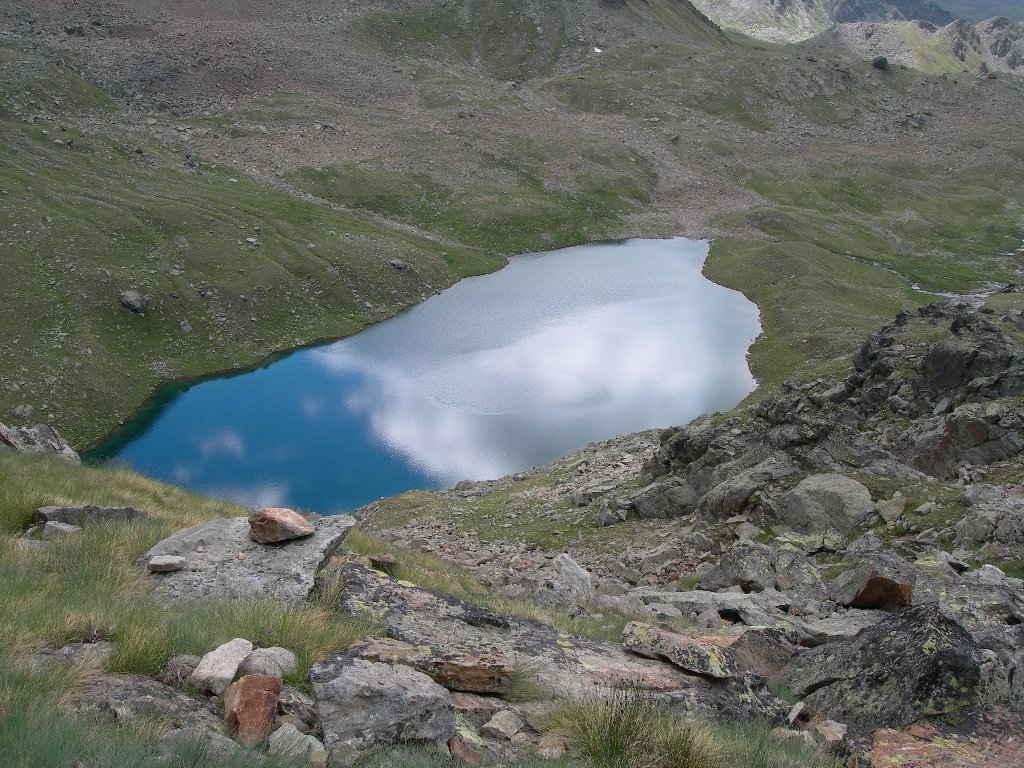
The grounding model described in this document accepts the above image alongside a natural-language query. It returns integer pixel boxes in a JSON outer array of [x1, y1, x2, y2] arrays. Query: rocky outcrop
[[784, 605, 982, 734], [0, 421, 79, 462], [622, 622, 737, 679], [336, 563, 787, 723], [139, 514, 354, 603], [777, 474, 876, 534]]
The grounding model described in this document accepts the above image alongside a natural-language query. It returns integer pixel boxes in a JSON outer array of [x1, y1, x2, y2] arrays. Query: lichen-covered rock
[[622, 622, 737, 679], [784, 605, 982, 734], [777, 474, 876, 534], [698, 541, 777, 593], [72, 673, 222, 733], [345, 637, 513, 694], [248, 507, 315, 544], [138, 515, 354, 603], [309, 656, 455, 765]]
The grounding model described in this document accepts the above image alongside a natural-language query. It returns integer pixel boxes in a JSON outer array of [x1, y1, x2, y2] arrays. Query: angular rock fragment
[[224, 673, 281, 747], [148, 555, 187, 573], [248, 507, 315, 544], [777, 474, 875, 534], [830, 555, 915, 610], [189, 638, 254, 695]]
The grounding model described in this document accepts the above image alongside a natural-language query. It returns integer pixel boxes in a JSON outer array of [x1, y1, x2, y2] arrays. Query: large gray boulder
[[309, 656, 455, 766], [698, 541, 776, 593], [783, 605, 982, 734], [138, 515, 354, 603], [0, 422, 79, 462], [777, 473, 875, 534]]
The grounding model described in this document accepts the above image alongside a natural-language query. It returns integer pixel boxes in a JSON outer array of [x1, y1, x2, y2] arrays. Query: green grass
[[0, 451, 380, 679], [548, 688, 838, 768]]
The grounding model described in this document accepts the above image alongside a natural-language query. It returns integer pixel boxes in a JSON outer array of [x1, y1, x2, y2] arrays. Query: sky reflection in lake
[[93, 238, 760, 514]]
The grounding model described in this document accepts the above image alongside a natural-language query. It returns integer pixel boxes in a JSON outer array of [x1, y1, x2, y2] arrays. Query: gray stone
[[481, 710, 524, 740], [148, 554, 187, 573], [309, 657, 455, 765], [729, 628, 799, 687], [138, 515, 355, 603], [75, 674, 222, 733], [699, 541, 776, 593], [240, 647, 299, 678], [550, 553, 593, 603], [189, 638, 254, 695], [630, 480, 698, 518], [830, 555, 915, 610], [35, 504, 149, 527], [119, 289, 147, 314], [28, 641, 115, 670], [777, 473, 875, 534], [876, 492, 906, 525], [42, 520, 81, 539], [0, 421, 79, 462], [268, 723, 328, 764]]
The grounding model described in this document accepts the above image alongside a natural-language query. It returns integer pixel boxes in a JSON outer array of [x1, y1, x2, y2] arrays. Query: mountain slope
[[687, 0, 954, 42]]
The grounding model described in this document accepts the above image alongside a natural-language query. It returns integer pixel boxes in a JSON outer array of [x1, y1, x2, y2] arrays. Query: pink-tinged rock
[[224, 673, 282, 747], [248, 508, 315, 544], [188, 638, 253, 694]]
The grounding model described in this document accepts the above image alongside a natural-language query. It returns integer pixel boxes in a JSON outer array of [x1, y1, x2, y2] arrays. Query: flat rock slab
[[622, 621, 737, 679], [72, 673, 222, 733], [346, 637, 513, 694], [36, 504, 149, 527], [138, 515, 354, 603]]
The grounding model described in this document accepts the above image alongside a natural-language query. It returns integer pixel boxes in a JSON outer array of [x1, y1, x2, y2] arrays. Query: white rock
[[188, 638, 254, 694], [241, 647, 299, 678], [42, 520, 82, 539], [481, 709, 524, 740]]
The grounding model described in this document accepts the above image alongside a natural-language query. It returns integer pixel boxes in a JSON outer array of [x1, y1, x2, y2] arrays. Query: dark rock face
[[784, 605, 982, 734]]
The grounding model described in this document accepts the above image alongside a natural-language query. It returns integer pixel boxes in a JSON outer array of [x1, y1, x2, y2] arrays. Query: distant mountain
[[813, 15, 1024, 73], [933, 0, 1024, 22], [689, 0, 955, 41]]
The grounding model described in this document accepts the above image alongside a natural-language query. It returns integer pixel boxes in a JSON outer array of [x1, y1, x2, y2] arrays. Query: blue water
[[88, 238, 761, 514]]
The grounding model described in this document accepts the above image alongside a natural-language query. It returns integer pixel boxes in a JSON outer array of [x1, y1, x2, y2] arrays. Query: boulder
[[240, 647, 299, 679], [876, 492, 906, 526], [224, 673, 282, 747], [550, 553, 593, 603], [622, 622, 736, 679], [119, 289, 147, 314], [35, 504, 149, 527], [830, 555, 915, 610], [138, 514, 354, 603], [698, 541, 776, 593], [784, 605, 982, 734], [630, 479, 698, 519], [0, 422, 79, 462], [248, 507, 315, 544], [309, 656, 455, 765], [189, 638, 254, 695], [777, 474, 875, 534], [345, 637, 513, 694]]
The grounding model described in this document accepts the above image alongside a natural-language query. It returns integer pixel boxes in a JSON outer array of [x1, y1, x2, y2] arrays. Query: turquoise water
[[87, 238, 760, 514]]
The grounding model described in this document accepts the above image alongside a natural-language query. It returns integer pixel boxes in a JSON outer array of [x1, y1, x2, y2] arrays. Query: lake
[[87, 238, 761, 514]]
